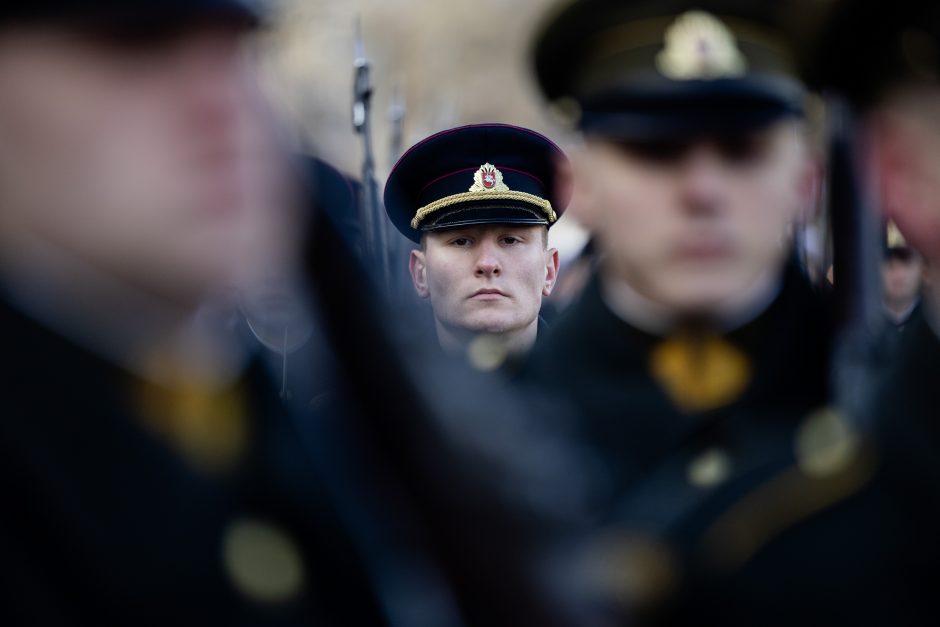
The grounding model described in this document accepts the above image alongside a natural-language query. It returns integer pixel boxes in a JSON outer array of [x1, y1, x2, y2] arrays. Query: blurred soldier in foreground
[[237, 157, 360, 409], [520, 0, 940, 625], [0, 5, 596, 625], [522, 0, 847, 622], [0, 3, 392, 625], [642, 1, 940, 622], [384, 124, 566, 365]]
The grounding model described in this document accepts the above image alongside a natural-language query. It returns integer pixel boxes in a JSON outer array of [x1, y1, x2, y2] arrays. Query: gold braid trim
[[411, 191, 557, 230]]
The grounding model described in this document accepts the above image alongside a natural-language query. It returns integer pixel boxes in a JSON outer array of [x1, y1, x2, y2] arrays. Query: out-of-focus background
[[258, 0, 589, 258]]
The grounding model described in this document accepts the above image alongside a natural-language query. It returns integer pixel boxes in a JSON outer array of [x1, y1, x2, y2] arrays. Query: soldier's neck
[[0, 234, 248, 389], [884, 295, 920, 322], [599, 269, 782, 337]]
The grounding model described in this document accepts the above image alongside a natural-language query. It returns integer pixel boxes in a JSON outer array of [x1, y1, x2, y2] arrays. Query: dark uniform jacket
[[523, 261, 940, 625], [523, 262, 832, 519], [0, 295, 388, 627], [882, 299, 923, 358], [665, 303, 940, 627], [520, 262, 844, 621]]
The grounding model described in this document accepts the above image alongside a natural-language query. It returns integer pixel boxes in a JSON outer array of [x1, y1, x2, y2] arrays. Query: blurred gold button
[[466, 334, 510, 371], [795, 407, 860, 478], [579, 532, 677, 610], [687, 447, 732, 488], [223, 518, 305, 604]]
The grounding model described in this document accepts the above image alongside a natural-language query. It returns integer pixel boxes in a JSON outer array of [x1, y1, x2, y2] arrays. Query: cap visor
[[581, 76, 804, 140], [422, 205, 549, 232]]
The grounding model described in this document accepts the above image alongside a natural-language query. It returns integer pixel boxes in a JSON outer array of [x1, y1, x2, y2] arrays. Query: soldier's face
[[576, 121, 813, 316], [870, 91, 940, 263], [882, 254, 924, 306], [0, 22, 290, 305], [409, 225, 559, 338]]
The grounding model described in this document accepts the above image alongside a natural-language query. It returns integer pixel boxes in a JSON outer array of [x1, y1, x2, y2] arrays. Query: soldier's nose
[[680, 152, 726, 214], [475, 244, 501, 277], [475, 260, 501, 277]]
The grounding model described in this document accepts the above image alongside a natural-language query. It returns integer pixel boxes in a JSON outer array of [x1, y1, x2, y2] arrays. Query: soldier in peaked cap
[[880, 222, 925, 339], [384, 123, 569, 364], [792, 1, 940, 623], [516, 0, 897, 623], [517, 1, 940, 625], [634, 3, 940, 623], [813, 0, 940, 319], [0, 3, 398, 625]]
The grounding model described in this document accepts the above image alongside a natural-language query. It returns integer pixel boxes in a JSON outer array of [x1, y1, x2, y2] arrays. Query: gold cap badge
[[410, 162, 557, 229], [656, 11, 747, 80], [469, 163, 510, 193], [887, 220, 907, 249]]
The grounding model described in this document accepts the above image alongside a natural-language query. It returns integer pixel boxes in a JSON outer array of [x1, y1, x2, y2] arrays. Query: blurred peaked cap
[[531, 0, 837, 140], [811, 0, 940, 108], [883, 220, 916, 259], [383, 123, 570, 243], [0, 0, 265, 28]]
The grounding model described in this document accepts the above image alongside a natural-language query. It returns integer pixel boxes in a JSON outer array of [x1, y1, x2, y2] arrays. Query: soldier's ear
[[543, 248, 560, 297], [409, 249, 430, 298], [794, 142, 822, 225], [769, 122, 818, 226]]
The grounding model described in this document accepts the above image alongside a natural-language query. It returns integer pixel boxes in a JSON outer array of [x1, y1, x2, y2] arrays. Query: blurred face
[[0, 22, 290, 306], [409, 224, 559, 338], [882, 254, 924, 307], [575, 121, 814, 316], [872, 90, 940, 263]]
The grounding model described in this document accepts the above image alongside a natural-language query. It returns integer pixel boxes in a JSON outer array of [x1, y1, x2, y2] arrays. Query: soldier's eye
[[451, 237, 472, 247], [717, 134, 766, 164], [617, 140, 690, 163], [502, 236, 520, 245]]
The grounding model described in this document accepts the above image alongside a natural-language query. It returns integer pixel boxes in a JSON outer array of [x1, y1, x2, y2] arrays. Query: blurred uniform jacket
[[882, 299, 923, 358], [660, 308, 940, 627], [520, 260, 843, 620], [0, 290, 389, 626], [523, 260, 940, 624], [523, 260, 832, 510]]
